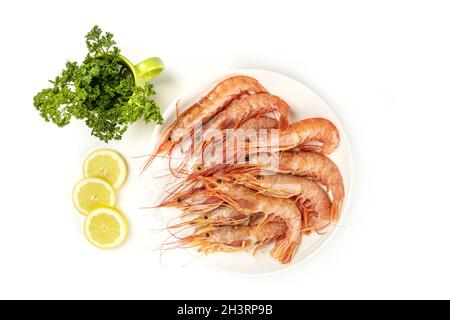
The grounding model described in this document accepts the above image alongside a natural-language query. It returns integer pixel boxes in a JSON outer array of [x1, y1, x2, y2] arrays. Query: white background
[[1, 0, 449, 299]]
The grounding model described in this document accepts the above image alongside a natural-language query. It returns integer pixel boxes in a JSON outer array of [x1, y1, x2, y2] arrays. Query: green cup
[[118, 56, 164, 87]]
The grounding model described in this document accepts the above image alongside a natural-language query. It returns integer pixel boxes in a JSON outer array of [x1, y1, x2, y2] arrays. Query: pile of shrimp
[[145, 75, 344, 264]]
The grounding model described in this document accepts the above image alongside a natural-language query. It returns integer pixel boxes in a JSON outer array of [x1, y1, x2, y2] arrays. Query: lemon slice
[[72, 177, 116, 215], [84, 207, 128, 249], [83, 149, 127, 189]]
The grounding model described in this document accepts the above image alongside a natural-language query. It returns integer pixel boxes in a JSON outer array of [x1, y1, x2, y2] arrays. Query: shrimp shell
[[256, 151, 345, 221], [240, 116, 279, 131], [195, 94, 290, 169], [167, 205, 251, 230], [201, 93, 290, 141], [157, 187, 223, 214], [199, 116, 279, 169], [190, 151, 344, 222], [144, 76, 267, 169], [203, 178, 302, 264], [231, 172, 332, 232], [177, 222, 287, 255]]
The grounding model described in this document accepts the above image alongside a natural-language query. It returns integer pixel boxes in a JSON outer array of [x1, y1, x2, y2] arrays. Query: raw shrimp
[[240, 116, 279, 131], [167, 205, 253, 230], [201, 93, 290, 143], [231, 172, 333, 231], [189, 151, 344, 221], [254, 151, 344, 221], [202, 178, 302, 264], [144, 76, 267, 170], [255, 118, 340, 154], [156, 187, 223, 214], [198, 116, 279, 169], [176, 221, 287, 255], [197, 118, 339, 170], [193, 94, 291, 168]]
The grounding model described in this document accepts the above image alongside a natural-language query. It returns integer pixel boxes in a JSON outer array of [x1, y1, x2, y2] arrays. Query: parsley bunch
[[33, 26, 163, 142]]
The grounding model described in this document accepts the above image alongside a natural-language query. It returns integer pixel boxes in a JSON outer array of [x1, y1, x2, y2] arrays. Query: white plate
[[145, 69, 353, 275]]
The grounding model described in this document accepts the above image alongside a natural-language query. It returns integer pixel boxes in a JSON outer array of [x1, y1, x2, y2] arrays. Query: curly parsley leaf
[[33, 25, 163, 142]]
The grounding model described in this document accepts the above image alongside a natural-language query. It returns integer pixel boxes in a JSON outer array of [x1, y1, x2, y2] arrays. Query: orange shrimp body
[[157, 188, 223, 214], [168, 205, 250, 230], [202, 206, 249, 224], [240, 116, 279, 131], [201, 93, 290, 141], [200, 116, 280, 169], [145, 76, 267, 169], [232, 173, 332, 231], [266, 151, 345, 221], [203, 178, 302, 264], [195, 94, 290, 169], [180, 222, 287, 255], [257, 118, 340, 154]]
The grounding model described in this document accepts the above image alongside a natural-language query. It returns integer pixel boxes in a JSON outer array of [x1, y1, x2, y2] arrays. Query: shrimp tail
[[271, 240, 299, 264], [330, 199, 343, 221], [264, 211, 300, 264]]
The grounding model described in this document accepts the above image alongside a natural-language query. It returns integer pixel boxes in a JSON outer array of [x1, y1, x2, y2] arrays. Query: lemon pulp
[[72, 178, 116, 215], [83, 149, 127, 189], [88, 213, 121, 245], [84, 207, 128, 249]]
